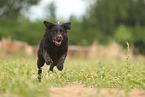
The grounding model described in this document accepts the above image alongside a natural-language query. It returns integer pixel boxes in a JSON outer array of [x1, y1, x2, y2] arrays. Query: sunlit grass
[[0, 55, 145, 97]]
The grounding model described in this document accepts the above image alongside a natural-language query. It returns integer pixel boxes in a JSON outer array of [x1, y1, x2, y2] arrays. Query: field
[[0, 54, 145, 97]]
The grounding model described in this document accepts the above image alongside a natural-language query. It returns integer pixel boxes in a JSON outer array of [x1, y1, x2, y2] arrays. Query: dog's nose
[[57, 35, 62, 39]]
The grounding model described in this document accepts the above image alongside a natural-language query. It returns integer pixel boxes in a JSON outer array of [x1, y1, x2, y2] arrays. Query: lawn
[[0, 55, 145, 97]]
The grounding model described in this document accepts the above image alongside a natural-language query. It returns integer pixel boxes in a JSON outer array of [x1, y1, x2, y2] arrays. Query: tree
[[0, 0, 39, 19], [85, 0, 145, 34], [83, 0, 145, 54], [46, 1, 56, 20]]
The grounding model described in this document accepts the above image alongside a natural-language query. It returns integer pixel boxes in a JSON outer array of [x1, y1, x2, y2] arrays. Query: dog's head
[[44, 21, 71, 46]]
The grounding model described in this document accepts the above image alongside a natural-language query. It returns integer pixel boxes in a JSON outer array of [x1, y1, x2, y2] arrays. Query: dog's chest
[[49, 46, 66, 62]]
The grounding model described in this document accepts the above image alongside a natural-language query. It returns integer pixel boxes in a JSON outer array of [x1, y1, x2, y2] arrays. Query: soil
[[49, 84, 145, 97], [2, 83, 145, 97]]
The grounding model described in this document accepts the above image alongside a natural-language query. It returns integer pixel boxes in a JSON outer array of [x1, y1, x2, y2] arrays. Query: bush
[[114, 25, 145, 55], [114, 25, 133, 44]]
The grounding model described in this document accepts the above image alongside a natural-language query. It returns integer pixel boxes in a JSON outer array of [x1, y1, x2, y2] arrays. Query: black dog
[[37, 21, 71, 80]]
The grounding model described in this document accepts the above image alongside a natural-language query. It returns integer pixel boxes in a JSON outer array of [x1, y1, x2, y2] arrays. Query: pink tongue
[[56, 41, 61, 45]]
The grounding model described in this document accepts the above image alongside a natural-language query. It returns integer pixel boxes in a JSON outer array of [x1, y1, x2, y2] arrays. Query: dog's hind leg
[[37, 58, 45, 82]]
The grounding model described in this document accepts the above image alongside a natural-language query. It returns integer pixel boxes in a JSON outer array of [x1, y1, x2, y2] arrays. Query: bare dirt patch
[[49, 85, 145, 97]]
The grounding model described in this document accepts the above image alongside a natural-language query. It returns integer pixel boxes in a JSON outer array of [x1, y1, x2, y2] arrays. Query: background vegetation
[[0, 0, 145, 55]]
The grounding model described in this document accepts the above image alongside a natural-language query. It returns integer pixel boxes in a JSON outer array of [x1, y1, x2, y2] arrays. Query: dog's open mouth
[[56, 40, 62, 45], [53, 39, 62, 46]]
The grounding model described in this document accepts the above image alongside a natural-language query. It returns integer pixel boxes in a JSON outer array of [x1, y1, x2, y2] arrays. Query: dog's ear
[[43, 21, 53, 28], [63, 22, 71, 30]]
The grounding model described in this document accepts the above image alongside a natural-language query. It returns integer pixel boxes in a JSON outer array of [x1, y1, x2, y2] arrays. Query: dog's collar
[[58, 21, 63, 24]]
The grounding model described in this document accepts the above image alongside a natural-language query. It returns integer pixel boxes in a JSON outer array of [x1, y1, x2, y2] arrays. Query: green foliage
[[0, 0, 39, 19], [0, 19, 44, 45], [68, 21, 109, 45], [67, 21, 84, 45], [131, 28, 145, 42], [0, 19, 105, 46], [84, 0, 145, 54], [0, 56, 145, 96], [86, 0, 145, 34], [131, 28, 145, 54], [113, 25, 145, 54], [114, 25, 133, 43], [0, 0, 145, 54]]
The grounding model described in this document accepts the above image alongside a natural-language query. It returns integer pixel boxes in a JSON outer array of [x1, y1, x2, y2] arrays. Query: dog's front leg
[[43, 51, 54, 72], [49, 65, 54, 72], [43, 51, 53, 65], [57, 53, 67, 71]]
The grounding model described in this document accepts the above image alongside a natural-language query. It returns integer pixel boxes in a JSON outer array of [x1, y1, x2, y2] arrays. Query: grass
[[0, 53, 145, 97]]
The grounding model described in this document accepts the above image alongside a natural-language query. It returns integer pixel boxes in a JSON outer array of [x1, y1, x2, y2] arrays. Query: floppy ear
[[43, 21, 53, 28], [63, 22, 71, 30]]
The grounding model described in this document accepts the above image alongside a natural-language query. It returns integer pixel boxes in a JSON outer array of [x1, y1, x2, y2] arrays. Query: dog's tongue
[[56, 41, 61, 45]]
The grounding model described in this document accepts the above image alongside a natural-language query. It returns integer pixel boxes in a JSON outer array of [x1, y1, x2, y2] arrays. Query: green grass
[[0, 55, 145, 97]]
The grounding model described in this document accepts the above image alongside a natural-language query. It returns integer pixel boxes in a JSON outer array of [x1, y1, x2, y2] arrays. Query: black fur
[[37, 21, 71, 81]]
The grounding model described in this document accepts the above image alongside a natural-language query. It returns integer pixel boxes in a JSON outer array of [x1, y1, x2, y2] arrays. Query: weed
[[125, 42, 130, 73]]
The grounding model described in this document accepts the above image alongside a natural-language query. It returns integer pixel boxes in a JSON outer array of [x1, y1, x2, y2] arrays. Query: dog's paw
[[57, 65, 63, 71]]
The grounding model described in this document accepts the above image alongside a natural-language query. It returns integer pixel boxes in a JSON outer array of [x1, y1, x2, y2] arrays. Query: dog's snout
[[57, 35, 62, 39]]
